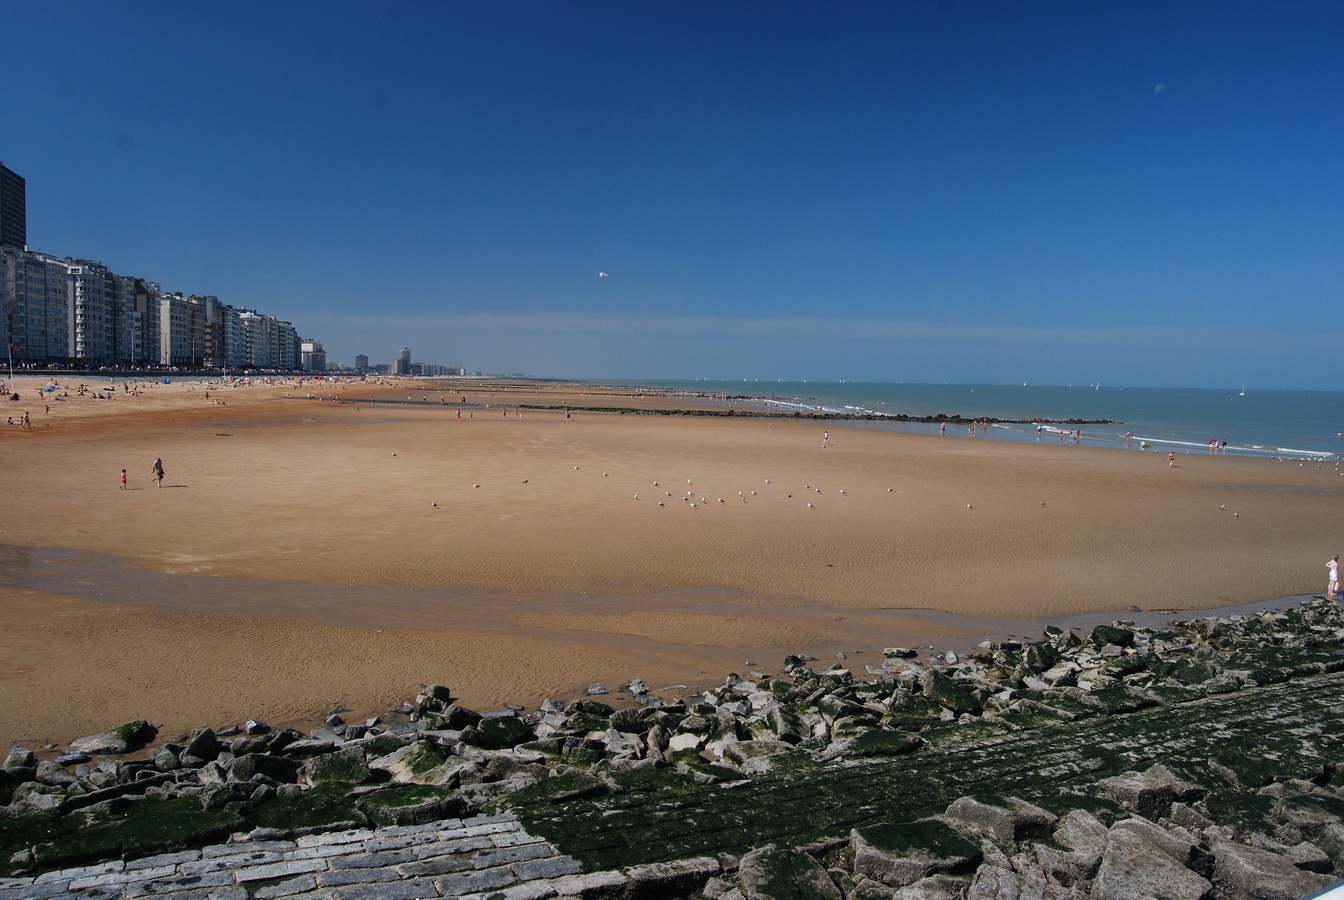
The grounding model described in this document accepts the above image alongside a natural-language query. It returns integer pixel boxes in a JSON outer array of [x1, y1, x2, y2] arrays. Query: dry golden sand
[[0, 373, 1338, 746]]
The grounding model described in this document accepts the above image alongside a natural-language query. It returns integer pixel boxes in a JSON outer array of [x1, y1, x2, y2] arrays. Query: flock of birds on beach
[[408, 459, 1010, 517], [401, 454, 1332, 523], [407, 448, 1344, 520]]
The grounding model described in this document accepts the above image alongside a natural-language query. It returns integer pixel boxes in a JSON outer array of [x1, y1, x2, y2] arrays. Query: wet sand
[[0, 373, 1339, 746]]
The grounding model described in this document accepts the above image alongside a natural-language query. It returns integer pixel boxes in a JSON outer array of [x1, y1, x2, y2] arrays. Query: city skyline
[[2, 2, 1341, 389]]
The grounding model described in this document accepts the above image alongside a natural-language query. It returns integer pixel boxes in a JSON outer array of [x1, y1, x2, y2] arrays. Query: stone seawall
[[3, 598, 1344, 898]]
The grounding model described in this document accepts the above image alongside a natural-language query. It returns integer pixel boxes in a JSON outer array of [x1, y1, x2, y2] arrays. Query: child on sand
[[1329, 554, 1339, 600], [120, 469, 127, 490], [152, 457, 164, 487]]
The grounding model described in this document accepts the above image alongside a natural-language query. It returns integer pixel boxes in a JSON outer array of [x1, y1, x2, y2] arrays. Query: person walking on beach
[[1329, 554, 1340, 600], [151, 457, 164, 487], [120, 469, 127, 490], [822, 431, 829, 448], [1168, 452, 1176, 468]]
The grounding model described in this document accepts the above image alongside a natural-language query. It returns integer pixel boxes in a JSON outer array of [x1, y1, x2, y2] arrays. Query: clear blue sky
[[3, 1, 1340, 388]]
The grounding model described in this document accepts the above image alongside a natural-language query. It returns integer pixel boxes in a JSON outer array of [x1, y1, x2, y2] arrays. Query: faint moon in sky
[[1154, 84, 1167, 93]]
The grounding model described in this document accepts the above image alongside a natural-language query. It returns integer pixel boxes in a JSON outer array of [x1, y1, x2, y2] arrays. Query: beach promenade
[[0, 374, 1338, 748]]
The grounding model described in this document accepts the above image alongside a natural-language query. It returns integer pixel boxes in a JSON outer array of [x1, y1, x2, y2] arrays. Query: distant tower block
[[0, 161, 26, 249]]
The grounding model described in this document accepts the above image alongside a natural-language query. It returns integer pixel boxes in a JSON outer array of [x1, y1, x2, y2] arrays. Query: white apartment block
[[2, 246, 311, 370], [277, 320, 297, 370], [67, 260, 116, 363], [159, 292, 192, 366], [237, 310, 278, 368], [1, 248, 72, 363]]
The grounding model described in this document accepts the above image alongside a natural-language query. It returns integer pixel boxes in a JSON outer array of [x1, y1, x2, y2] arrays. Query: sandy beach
[[0, 373, 1338, 748]]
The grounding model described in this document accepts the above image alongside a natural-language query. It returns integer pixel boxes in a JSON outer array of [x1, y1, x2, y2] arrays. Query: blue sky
[[3, 1, 1341, 388]]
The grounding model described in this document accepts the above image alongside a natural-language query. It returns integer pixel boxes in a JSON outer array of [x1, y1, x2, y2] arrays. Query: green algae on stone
[[564, 714, 615, 734], [355, 784, 473, 826], [304, 745, 372, 785], [847, 730, 924, 758], [739, 845, 843, 900], [2, 796, 245, 876], [510, 771, 610, 805], [111, 720, 157, 751], [359, 734, 407, 758], [853, 818, 981, 874], [243, 781, 363, 832], [406, 739, 452, 774]]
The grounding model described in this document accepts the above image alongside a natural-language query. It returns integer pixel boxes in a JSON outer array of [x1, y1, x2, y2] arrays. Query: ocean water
[[608, 380, 1344, 460]]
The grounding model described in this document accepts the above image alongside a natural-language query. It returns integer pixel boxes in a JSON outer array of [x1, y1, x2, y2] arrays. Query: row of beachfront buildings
[[0, 161, 322, 371]]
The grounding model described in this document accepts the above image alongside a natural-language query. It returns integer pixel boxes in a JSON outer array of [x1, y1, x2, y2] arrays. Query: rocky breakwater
[[1, 598, 1344, 899]]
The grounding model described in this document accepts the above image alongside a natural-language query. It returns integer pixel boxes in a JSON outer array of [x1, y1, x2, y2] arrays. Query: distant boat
[[1239, 385, 1246, 396]]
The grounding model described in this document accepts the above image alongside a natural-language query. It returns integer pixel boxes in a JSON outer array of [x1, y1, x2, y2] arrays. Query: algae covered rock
[[1210, 837, 1334, 900], [919, 671, 983, 716], [737, 844, 842, 900], [69, 720, 157, 755], [460, 715, 535, 750], [229, 752, 301, 784], [304, 745, 370, 786], [943, 795, 1056, 845], [353, 785, 474, 826], [826, 729, 923, 760], [1093, 827, 1212, 900], [1099, 770, 1177, 821], [851, 818, 981, 887]]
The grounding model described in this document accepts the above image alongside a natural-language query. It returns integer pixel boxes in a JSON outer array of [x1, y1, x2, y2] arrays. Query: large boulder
[[737, 844, 842, 900], [69, 720, 157, 755], [1098, 771, 1176, 820], [304, 745, 370, 786], [1111, 816, 1212, 877], [722, 739, 795, 769], [851, 819, 981, 888], [1093, 827, 1212, 900], [459, 715, 534, 750], [1210, 838, 1334, 900], [415, 684, 454, 713], [1052, 809, 1109, 854], [229, 752, 300, 784], [919, 671, 983, 715], [966, 864, 1049, 900], [943, 796, 1056, 845], [354, 788, 473, 826]]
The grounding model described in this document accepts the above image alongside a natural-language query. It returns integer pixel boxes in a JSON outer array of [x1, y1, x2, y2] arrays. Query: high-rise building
[[392, 347, 411, 375], [0, 162, 25, 249], [300, 339, 326, 372], [1, 247, 70, 363], [354, 354, 369, 372], [67, 259, 115, 363]]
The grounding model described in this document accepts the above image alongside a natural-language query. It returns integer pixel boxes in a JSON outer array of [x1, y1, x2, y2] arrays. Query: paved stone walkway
[[0, 813, 638, 900]]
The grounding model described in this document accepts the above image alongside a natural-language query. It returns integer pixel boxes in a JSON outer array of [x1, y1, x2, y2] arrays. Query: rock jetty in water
[[2, 596, 1344, 898]]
